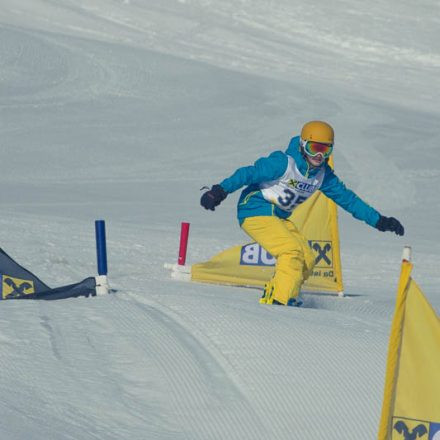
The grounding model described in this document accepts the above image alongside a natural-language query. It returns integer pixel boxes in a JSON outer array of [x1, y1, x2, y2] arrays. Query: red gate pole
[[178, 222, 190, 265]]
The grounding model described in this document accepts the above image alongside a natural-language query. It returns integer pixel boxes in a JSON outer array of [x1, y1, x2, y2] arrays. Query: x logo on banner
[[393, 420, 427, 439], [312, 242, 332, 266], [4, 278, 33, 298]]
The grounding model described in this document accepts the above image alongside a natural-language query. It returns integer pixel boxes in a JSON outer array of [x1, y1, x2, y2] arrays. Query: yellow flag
[[191, 157, 343, 295], [378, 261, 440, 439]]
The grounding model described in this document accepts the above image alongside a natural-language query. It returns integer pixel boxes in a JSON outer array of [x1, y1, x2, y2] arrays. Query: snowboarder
[[200, 121, 404, 306]]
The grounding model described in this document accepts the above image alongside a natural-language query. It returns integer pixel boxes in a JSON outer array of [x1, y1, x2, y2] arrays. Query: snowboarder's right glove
[[376, 216, 404, 236], [200, 184, 227, 211]]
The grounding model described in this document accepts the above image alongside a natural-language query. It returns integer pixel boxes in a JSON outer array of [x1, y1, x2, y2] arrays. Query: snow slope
[[0, 1, 439, 439]]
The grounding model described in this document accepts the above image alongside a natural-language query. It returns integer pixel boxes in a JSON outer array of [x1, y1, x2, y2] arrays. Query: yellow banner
[[378, 261, 440, 439], [191, 158, 343, 294]]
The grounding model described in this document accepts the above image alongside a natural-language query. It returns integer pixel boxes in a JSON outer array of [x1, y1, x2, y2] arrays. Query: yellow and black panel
[[1, 275, 35, 299]]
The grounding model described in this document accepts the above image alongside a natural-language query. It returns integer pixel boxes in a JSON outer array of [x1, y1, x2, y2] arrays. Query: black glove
[[200, 185, 227, 211], [376, 216, 404, 236]]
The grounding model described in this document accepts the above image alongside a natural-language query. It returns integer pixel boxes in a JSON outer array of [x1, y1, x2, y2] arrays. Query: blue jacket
[[219, 136, 380, 227]]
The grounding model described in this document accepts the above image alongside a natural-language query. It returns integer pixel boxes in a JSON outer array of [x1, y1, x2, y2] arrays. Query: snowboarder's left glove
[[376, 216, 404, 236], [200, 185, 227, 211]]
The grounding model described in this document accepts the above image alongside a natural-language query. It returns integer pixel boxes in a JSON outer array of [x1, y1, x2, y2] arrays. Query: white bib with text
[[260, 156, 325, 212]]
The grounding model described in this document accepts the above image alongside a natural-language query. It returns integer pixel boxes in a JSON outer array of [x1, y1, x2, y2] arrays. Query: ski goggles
[[303, 141, 333, 158]]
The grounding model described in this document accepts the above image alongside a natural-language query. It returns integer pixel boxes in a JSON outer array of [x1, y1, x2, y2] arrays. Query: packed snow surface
[[0, 1, 439, 439]]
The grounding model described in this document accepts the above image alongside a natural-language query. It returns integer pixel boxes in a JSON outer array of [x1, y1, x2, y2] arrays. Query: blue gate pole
[[95, 220, 109, 295], [95, 220, 108, 275]]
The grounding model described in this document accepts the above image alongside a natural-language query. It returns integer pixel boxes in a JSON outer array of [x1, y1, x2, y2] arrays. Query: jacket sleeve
[[320, 166, 380, 228], [219, 151, 288, 194]]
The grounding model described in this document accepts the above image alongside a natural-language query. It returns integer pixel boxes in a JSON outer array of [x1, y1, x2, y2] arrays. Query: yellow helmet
[[301, 121, 334, 144]]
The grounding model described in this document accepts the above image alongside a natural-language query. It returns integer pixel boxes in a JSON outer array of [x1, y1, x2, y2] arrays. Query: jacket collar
[[285, 136, 325, 178]]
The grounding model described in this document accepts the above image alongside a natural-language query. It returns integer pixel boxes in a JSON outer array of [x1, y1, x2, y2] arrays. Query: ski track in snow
[[133, 286, 389, 439], [121, 296, 269, 440]]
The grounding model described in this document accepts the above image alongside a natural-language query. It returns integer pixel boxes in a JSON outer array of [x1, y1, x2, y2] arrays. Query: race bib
[[260, 156, 325, 211]]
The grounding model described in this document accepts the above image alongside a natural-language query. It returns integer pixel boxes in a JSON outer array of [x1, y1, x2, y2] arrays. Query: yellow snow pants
[[241, 216, 316, 305]]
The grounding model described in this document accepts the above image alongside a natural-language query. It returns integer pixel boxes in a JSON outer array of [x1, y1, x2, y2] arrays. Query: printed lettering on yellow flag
[[378, 261, 440, 439], [1, 275, 35, 299], [191, 157, 343, 295]]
